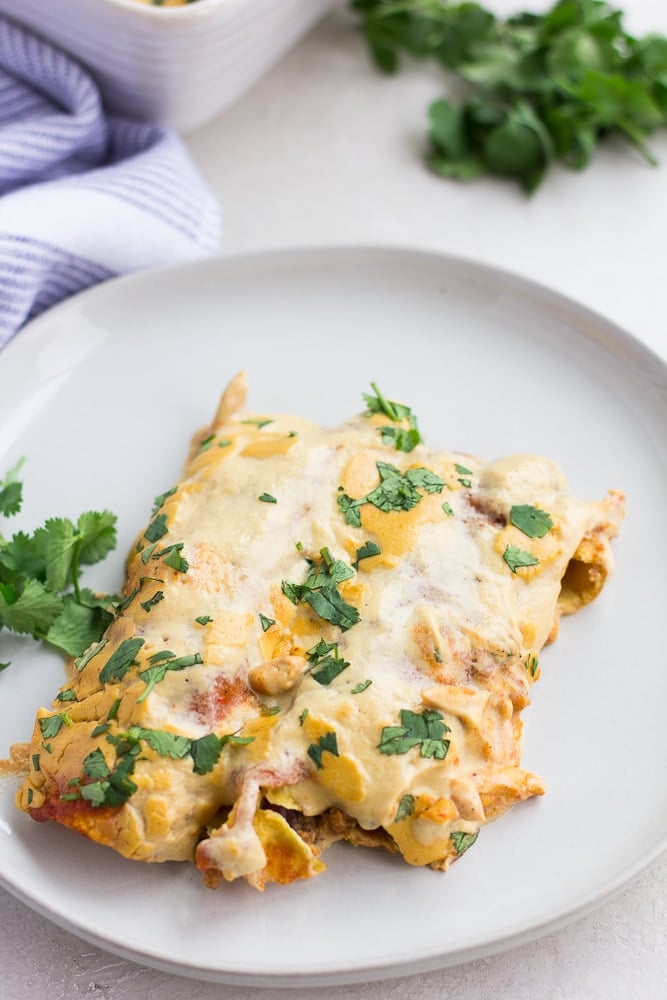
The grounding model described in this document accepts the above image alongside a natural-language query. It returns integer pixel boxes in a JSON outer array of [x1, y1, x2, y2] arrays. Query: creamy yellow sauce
[[16, 374, 624, 889]]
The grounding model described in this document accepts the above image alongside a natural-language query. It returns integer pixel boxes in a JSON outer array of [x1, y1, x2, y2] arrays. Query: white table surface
[[2, 2, 666, 998]]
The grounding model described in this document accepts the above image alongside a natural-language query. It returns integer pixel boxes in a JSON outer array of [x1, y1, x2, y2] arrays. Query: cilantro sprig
[[0, 463, 118, 664], [353, 0, 667, 192], [364, 383, 423, 452]]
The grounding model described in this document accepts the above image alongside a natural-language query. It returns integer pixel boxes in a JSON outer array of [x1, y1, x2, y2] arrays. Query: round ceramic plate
[[0, 248, 665, 986]]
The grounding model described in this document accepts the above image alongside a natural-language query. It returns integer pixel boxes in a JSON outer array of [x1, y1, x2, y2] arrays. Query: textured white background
[[2, 1, 666, 997]]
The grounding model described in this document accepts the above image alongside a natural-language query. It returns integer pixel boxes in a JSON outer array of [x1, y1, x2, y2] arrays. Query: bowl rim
[[100, 0, 231, 17]]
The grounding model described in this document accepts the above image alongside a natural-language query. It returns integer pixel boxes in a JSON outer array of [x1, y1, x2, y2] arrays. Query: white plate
[[0, 248, 665, 987]]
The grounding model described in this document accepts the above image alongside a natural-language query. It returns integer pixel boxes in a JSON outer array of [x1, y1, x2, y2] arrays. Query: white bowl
[[0, 0, 337, 132]]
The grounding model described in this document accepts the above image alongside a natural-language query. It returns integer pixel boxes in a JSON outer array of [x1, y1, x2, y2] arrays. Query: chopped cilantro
[[83, 747, 111, 780], [189, 731, 254, 775], [258, 613, 275, 632], [91, 723, 111, 738], [526, 653, 539, 677], [56, 688, 76, 702], [140, 591, 165, 613], [281, 547, 361, 631], [258, 493, 277, 504], [394, 794, 415, 822], [131, 727, 191, 759], [351, 679, 372, 694], [98, 637, 145, 684], [75, 638, 107, 673], [353, 540, 381, 569], [195, 615, 213, 626], [38, 712, 71, 740], [137, 651, 203, 703], [198, 433, 216, 453], [307, 730, 339, 769], [378, 708, 451, 759], [241, 418, 273, 429], [140, 542, 158, 565], [31, 753, 40, 772], [510, 504, 553, 538], [454, 463, 473, 488], [442, 501, 454, 517], [338, 461, 444, 527], [450, 830, 479, 856], [503, 545, 540, 573], [144, 514, 168, 543], [306, 639, 350, 685], [107, 698, 121, 721], [363, 383, 422, 451], [152, 487, 176, 514], [162, 545, 189, 573], [299, 708, 309, 725]]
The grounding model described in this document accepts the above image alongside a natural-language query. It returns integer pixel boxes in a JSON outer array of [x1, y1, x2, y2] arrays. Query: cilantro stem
[[71, 538, 83, 605]]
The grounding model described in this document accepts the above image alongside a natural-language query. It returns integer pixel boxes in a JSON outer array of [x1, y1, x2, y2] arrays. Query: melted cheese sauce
[[17, 375, 624, 887]]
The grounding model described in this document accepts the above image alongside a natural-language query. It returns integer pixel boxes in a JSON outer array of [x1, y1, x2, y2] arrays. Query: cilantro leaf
[[503, 545, 540, 573], [306, 639, 350, 686], [363, 383, 423, 452], [526, 652, 540, 677], [0, 465, 118, 666], [0, 578, 63, 635], [351, 679, 372, 694], [509, 504, 553, 538], [307, 730, 340, 769], [144, 514, 168, 544], [131, 727, 191, 759], [353, 540, 382, 569], [0, 458, 24, 517], [45, 593, 114, 658], [258, 613, 275, 632], [82, 748, 111, 780], [74, 638, 107, 673], [450, 830, 479, 855], [152, 487, 176, 514], [394, 793, 415, 822], [76, 510, 117, 564], [338, 461, 444, 526], [281, 548, 361, 632], [137, 651, 202, 703], [190, 733, 223, 774], [190, 732, 255, 774], [98, 637, 145, 684], [38, 712, 71, 740], [378, 708, 451, 759]]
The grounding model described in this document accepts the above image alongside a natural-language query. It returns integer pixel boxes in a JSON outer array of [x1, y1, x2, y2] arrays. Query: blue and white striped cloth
[[0, 17, 221, 348]]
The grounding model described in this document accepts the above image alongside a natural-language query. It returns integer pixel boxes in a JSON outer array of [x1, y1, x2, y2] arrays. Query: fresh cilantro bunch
[[352, 0, 667, 191], [0, 460, 118, 668]]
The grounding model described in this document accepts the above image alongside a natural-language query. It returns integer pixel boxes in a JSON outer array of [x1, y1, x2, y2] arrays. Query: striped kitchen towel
[[0, 17, 221, 349]]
